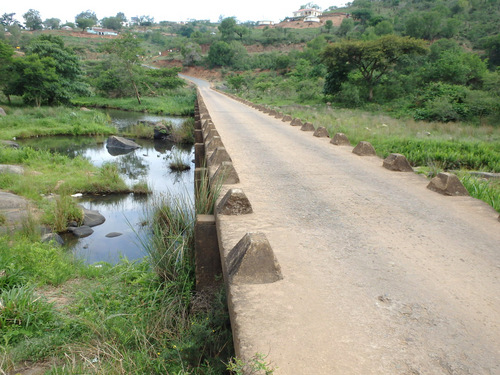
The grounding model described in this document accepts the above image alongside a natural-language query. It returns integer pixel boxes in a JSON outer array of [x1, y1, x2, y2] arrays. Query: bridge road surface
[[185, 76, 500, 374]]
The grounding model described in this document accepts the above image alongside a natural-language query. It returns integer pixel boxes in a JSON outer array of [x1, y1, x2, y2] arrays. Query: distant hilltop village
[[257, 8, 348, 29]]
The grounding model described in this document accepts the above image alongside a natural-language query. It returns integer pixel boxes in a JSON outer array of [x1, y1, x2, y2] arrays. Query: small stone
[[105, 232, 123, 238], [330, 133, 350, 146], [290, 118, 303, 127], [352, 141, 376, 156], [282, 115, 293, 122], [427, 172, 469, 196]]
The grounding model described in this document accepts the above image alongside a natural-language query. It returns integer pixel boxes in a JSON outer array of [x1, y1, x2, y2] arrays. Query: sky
[[3, 0, 348, 25]]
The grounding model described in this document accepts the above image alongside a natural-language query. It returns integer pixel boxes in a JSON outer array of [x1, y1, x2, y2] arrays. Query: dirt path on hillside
[[187, 76, 500, 374]]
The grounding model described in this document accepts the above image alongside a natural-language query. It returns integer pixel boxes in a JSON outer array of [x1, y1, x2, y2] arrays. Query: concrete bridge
[[186, 75, 500, 375]]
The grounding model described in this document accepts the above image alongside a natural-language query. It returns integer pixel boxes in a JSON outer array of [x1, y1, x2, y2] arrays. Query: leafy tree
[[101, 33, 144, 103], [131, 15, 154, 26], [325, 20, 334, 33], [101, 17, 123, 31], [0, 40, 14, 101], [1, 13, 19, 26], [300, 2, 320, 9], [75, 10, 97, 32], [181, 42, 202, 66], [322, 35, 428, 101], [218, 17, 237, 41], [43, 18, 61, 30], [337, 18, 355, 36], [404, 11, 443, 40], [207, 41, 234, 67], [351, 9, 373, 25], [23, 9, 43, 30], [481, 34, 500, 68], [4, 35, 89, 105], [374, 20, 394, 35]]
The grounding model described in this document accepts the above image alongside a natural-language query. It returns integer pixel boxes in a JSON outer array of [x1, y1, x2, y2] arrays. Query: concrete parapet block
[[331, 132, 350, 146], [195, 215, 222, 291], [268, 109, 277, 116], [201, 113, 210, 120], [206, 136, 224, 153], [301, 122, 315, 131], [275, 112, 284, 119], [313, 127, 329, 138], [194, 129, 203, 144], [204, 129, 220, 144], [208, 147, 232, 167], [383, 153, 414, 172], [290, 118, 303, 126], [217, 188, 253, 215], [427, 172, 469, 196], [227, 232, 283, 285], [203, 120, 216, 133], [282, 115, 292, 123], [211, 161, 240, 185], [194, 143, 205, 168], [353, 141, 376, 156]]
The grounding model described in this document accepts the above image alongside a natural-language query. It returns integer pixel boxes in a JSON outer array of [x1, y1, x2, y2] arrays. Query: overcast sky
[[4, 0, 348, 25]]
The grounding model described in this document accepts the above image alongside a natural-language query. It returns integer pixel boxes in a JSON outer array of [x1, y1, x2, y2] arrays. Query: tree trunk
[[368, 86, 374, 102]]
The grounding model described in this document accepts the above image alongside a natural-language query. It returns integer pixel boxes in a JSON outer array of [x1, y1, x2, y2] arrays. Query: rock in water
[[106, 136, 141, 150]]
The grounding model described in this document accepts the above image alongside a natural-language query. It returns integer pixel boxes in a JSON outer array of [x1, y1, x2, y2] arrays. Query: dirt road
[[188, 76, 500, 374]]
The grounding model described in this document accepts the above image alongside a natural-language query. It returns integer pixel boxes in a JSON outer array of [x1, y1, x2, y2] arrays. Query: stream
[[19, 110, 194, 264]]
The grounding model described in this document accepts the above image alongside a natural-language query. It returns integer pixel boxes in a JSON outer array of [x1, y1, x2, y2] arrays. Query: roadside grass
[[72, 88, 197, 116], [0, 104, 115, 140], [459, 174, 500, 213]]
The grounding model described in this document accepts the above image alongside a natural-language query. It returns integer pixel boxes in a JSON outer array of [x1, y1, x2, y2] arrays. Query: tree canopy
[[322, 35, 428, 101], [75, 10, 97, 32]]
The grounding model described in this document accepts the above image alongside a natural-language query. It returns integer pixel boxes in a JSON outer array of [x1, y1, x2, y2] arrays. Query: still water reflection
[[18, 112, 194, 264]]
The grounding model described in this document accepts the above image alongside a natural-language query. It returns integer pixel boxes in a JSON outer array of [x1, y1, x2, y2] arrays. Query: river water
[[19, 110, 194, 264]]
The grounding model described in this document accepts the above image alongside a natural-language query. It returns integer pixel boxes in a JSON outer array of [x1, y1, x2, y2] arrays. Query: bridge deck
[[189, 76, 500, 375]]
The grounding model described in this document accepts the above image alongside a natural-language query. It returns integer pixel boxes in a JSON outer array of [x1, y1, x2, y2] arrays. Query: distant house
[[304, 15, 321, 23], [257, 20, 275, 26], [61, 26, 73, 31], [293, 8, 323, 18], [86, 27, 118, 36]]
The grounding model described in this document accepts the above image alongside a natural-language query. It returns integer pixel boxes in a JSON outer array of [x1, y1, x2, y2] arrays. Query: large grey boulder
[[68, 225, 94, 238], [81, 207, 106, 227], [1, 141, 19, 148], [41, 233, 65, 247], [0, 165, 24, 174], [106, 136, 141, 151]]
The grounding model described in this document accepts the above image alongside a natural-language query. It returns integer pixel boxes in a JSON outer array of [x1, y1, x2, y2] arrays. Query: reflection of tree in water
[[115, 151, 149, 180], [80, 193, 149, 210]]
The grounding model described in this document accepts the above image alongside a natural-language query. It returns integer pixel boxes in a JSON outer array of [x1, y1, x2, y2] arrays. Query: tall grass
[[72, 88, 197, 116], [0, 106, 115, 140], [459, 174, 500, 213]]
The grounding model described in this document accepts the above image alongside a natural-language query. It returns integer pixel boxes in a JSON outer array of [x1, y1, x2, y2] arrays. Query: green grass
[[72, 88, 197, 116], [0, 104, 115, 140], [0, 193, 233, 374], [459, 174, 500, 213]]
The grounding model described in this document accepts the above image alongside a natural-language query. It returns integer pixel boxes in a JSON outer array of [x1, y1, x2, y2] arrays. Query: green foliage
[[227, 353, 275, 375], [322, 35, 429, 101], [459, 174, 500, 213], [23, 9, 43, 31], [75, 10, 97, 31], [3, 35, 89, 106]]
